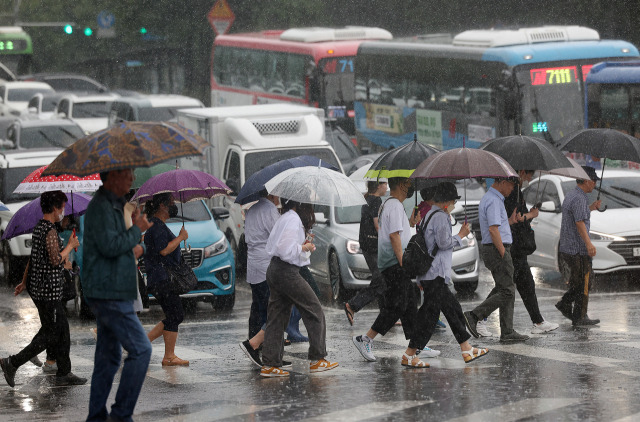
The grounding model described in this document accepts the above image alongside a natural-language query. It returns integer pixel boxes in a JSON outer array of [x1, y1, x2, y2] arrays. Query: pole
[[597, 157, 607, 212]]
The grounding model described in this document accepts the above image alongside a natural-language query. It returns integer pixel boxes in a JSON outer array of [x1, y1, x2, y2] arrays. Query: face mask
[[58, 210, 65, 222], [168, 204, 179, 218], [406, 186, 415, 199]]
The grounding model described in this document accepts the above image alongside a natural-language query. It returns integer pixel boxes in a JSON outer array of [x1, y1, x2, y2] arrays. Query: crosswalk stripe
[[146, 367, 222, 385], [152, 404, 281, 421], [151, 344, 220, 361], [488, 343, 626, 368], [300, 400, 433, 421], [613, 412, 640, 421], [444, 398, 581, 422]]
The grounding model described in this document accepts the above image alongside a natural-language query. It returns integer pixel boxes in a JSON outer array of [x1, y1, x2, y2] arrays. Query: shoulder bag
[[402, 210, 442, 278], [162, 256, 198, 295]]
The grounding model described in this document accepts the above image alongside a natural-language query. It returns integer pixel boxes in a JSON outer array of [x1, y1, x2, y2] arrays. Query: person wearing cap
[[555, 166, 602, 326], [463, 177, 530, 343], [413, 182, 489, 363], [344, 180, 388, 325]]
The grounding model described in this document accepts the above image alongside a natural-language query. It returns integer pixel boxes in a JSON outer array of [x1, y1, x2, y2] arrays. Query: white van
[[177, 104, 342, 270]]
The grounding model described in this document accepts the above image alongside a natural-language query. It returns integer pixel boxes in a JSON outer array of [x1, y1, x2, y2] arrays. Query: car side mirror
[[211, 207, 230, 220], [27, 106, 37, 114], [0, 139, 15, 149], [314, 212, 328, 225], [539, 200, 558, 213], [57, 112, 67, 119], [225, 178, 239, 195]]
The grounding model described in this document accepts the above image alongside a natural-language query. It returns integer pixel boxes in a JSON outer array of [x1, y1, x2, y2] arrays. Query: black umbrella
[[480, 135, 571, 171]]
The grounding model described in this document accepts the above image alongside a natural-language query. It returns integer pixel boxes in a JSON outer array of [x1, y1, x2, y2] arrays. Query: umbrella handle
[[597, 205, 607, 213], [72, 228, 77, 252]]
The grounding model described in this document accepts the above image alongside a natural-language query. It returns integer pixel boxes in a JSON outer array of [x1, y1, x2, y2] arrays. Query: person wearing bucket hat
[[555, 166, 602, 326]]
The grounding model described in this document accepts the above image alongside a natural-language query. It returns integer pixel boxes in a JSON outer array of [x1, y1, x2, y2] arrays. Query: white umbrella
[[265, 166, 366, 207]]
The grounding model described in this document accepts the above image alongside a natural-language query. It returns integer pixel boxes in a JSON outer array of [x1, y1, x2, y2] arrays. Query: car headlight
[[589, 231, 626, 242], [454, 233, 476, 251], [204, 236, 228, 258], [346, 239, 362, 254]]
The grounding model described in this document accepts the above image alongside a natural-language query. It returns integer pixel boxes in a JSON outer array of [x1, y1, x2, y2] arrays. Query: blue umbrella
[[235, 155, 339, 205], [1, 193, 92, 240], [0, 201, 8, 211]]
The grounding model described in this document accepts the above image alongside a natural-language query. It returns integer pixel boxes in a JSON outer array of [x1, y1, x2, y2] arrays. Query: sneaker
[[555, 301, 573, 321], [352, 335, 376, 362], [239, 340, 262, 368], [531, 320, 560, 334], [463, 311, 480, 338], [1, 357, 17, 388], [500, 331, 530, 343], [55, 372, 87, 386], [29, 356, 43, 367], [309, 359, 339, 373], [435, 318, 446, 329], [281, 360, 293, 369], [476, 319, 493, 337], [43, 361, 58, 374], [260, 366, 289, 378], [573, 316, 600, 326], [416, 347, 441, 358]]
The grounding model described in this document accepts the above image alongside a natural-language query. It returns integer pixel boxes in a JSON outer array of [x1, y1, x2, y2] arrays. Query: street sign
[[97, 10, 115, 39], [207, 0, 235, 36]]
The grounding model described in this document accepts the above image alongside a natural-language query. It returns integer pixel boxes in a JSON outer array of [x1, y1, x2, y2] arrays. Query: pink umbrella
[[13, 166, 102, 195]]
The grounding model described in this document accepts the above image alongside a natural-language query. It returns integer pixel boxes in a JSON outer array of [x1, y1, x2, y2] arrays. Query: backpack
[[402, 210, 442, 278]]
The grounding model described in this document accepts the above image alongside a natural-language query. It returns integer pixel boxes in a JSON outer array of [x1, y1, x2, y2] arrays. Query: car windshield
[[166, 200, 212, 223], [335, 204, 362, 224], [561, 177, 640, 209], [244, 149, 341, 180], [42, 98, 60, 112], [73, 101, 111, 118], [138, 107, 182, 121], [8, 88, 54, 102], [19, 125, 84, 149], [0, 166, 41, 203]]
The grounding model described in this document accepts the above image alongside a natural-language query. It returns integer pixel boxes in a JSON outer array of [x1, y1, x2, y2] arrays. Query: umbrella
[[235, 155, 338, 205], [364, 135, 439, 179], [264, 166, 366, 207], [13, 165, 102, 194], [0, 201, 8, 212], [1, 193, 92, 240], [479, 135, 571, 171], [133, 163, 176, 189], [41, 122, 209, 177], [542, 156, 589, 180], [131, 169, 231, 204]]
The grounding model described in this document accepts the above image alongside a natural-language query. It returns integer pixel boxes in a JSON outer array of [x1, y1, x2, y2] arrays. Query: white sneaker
[[417, 347, 441, 358], [476, 319, 493, 337], [531, 320, 560, 334], [352, 335, 376, 362]]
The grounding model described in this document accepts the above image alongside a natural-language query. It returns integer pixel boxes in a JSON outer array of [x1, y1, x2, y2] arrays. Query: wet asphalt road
[[2, 263, 640, 422]]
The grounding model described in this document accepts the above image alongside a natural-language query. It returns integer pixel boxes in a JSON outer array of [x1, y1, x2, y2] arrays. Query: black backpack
[[402, 210, 441, 278]]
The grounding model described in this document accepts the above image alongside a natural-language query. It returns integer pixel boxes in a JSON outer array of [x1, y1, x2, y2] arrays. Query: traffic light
[[63, 24, 73, 35], [140, 27, 147, 34], [84, 27, 93, 36]]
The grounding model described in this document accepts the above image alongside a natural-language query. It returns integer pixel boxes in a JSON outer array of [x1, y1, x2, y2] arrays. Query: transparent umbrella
[[264, 166, 366, 207]]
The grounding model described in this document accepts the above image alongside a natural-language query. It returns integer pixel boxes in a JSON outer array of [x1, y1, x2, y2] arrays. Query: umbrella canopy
[[365, 137, 439, 179], [13, 165, 102, 195], [479, 135, 571, 171], [264, 166, 366, 207], [41, 122, 209, 177], [558, 128, 640, 162], [0, 201, 8, 212], [131, 169, 231, 204], [235, 155, 339, 205], [410, 148, 518, 180], [1, 192, 92, 240], [542, 156, 589, 179], [133, 163, 176, 189]]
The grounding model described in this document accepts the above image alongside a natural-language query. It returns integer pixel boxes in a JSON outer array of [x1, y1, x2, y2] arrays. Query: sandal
[[162, 356, 190, 366], [344, 303, 354, 326], [462, 346, 489, 364], [401, 353, 429, 368]]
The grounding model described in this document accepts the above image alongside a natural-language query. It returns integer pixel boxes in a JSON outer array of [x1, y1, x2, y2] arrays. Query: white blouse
[[266, 210, 311, 267]]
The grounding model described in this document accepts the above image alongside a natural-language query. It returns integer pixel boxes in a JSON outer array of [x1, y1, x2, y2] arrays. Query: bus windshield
[[319, 56, 355, 109], [587, 84, 640, 137]]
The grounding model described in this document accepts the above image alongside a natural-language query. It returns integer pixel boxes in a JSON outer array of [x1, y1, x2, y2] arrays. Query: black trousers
[[558, 253, 593, 320], [348, 249, 386, 312], [412, 277, 471, 350], [152, 289, 184, 332], [248, 280, 270, 339], [371, 264, 417, 340], [10, 299, 71, 376], [512, 255, 544, 324]]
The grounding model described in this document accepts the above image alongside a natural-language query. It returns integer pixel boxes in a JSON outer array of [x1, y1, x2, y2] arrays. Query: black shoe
[[573, 316, 600, 326], [55, 372, 87, 386], [463, 311, 480, 338], [500, 331, 530, 342], [0, 357, 16, 388], [281, 360, 293, 369], [284, 339, 292, 347], [555, 301, 573, 321], [29, 356, 43, 367], [239, 340, 262, 368]]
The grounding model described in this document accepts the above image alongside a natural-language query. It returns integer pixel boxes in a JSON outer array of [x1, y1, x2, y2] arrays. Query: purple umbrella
[[2, 193, 92, 240], [131, 169, 231, 204]]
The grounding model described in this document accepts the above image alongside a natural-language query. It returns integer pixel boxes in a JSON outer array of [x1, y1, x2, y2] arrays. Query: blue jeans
[[86, 298, 152, 422], [248, 281, 270, 339]]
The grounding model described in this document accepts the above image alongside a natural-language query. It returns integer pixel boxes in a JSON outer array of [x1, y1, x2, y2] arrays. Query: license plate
[[634, 247, 640, 257]]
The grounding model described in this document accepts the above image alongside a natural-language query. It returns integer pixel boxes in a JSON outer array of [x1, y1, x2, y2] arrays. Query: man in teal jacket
[[82, 168, 153, 422]]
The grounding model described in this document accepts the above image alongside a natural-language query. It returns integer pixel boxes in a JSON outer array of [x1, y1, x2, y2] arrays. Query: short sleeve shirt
[[245, 198, 280, 284], [479, 187, 513, 245], [144, 217, 181, 291], [377, 198, 411, 270], [559, 186, 591, 256], [359, 195, 382, 252]]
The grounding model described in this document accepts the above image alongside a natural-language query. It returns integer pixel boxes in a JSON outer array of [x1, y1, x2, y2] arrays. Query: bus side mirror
[[211, 207, 230, 220]]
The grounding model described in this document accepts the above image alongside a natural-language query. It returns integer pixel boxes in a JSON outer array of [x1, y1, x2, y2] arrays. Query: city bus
[[0, 26, 32, 76], [353, 26, 639, 152], [210, 26, 392, 135]]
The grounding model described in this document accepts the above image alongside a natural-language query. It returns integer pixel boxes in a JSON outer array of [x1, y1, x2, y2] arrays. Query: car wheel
[[454, 280, 479, 294], [226, 231, 245, 275], [1, 240, 12, 285], [75, 278, 94, 320], [1, 241, 27, 286], [212, 292, 235, 310], [328, 251, 345, 302]]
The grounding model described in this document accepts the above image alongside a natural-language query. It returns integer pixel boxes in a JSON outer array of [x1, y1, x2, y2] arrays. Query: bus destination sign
[[530, 66, 578, 85], [0, 39, 28, 52]]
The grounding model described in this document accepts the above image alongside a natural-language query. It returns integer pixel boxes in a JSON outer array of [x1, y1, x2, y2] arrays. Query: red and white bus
[[211, 27, 392, 134]]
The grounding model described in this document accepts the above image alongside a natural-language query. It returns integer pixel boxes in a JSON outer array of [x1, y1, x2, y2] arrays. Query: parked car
[[0, 81, 54, 116], [325, 125, 362, 175], [5, 119, 84, 150], [18, 73, 108, 93], [55, 93, 118, 134], [22, 92, 67, 120], [523, 169, 640, 277], [108, 94, 204, 126], [449, 179, 486, 239]]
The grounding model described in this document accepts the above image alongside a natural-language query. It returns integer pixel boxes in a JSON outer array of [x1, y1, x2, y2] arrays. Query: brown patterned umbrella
[[42, 122, 209, 177]]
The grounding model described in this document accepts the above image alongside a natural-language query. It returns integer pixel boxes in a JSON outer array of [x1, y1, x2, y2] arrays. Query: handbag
[[61, 267, 77, 302], [511, 220, 537, 257], [402, 211, 441, 278], [162, 256, 198, 295]]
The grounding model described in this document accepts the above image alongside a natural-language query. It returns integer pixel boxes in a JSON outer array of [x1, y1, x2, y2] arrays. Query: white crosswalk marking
[[301, 400, 433, 421], [444, 398, 581, 422], [153, 404, 280, 421], [147, 367, 222, 385], [488, 343, 626, 368], [613, 412, 640, 422], [151, 344, 220, 361]]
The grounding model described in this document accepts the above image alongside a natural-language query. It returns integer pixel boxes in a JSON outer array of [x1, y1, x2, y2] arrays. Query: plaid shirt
[[559, 186, 591, 256]]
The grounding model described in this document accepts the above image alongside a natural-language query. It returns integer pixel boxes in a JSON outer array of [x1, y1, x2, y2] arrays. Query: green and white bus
[[0, 26, 33, 76]]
